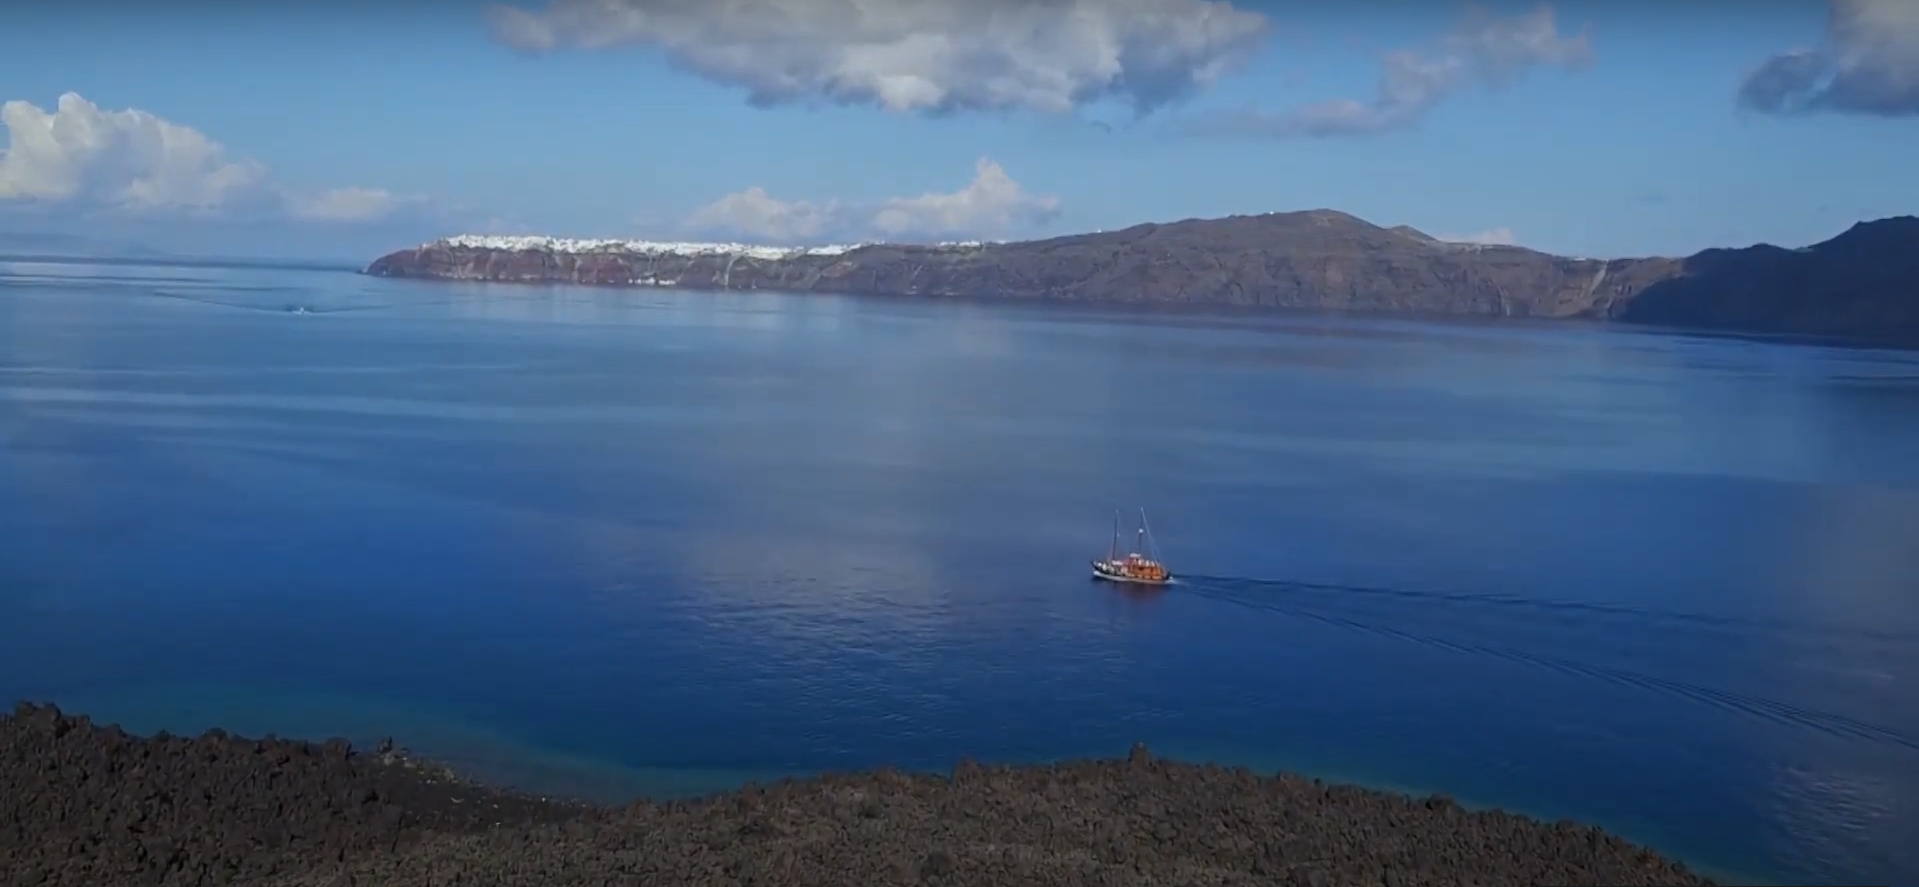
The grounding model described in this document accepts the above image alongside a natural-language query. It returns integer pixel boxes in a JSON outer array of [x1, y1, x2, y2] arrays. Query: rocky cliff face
[[364, 210, 1919, 343], [1615, 217, 1919, 342]]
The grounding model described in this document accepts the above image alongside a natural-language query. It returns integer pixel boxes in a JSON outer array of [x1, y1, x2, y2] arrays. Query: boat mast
[[1138, 508, 1162, 562], [1109, 510, 1120, 562]]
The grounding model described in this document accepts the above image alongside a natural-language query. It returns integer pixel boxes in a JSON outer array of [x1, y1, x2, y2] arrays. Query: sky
[[0, 0, 1915, 262]]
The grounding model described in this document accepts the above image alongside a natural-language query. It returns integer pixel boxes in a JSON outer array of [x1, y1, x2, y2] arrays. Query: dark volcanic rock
[[364, 210, 1919, 345], [3, 702, 1717, 887], [366, 211, 1682, 319], [1615, 216, 1919, 342]]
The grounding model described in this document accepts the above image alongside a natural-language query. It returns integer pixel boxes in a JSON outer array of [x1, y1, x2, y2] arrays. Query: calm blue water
[[2, 259, 1917, 885]]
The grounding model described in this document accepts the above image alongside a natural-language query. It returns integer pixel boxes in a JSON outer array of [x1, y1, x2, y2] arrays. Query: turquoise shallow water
[[2, 259, 1917, 885]]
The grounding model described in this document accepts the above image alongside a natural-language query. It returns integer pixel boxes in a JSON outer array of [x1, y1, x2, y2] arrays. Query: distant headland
[[364, 211, 1919, 345]]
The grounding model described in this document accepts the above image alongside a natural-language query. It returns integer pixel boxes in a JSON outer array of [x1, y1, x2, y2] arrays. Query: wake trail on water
[[147, 289, 470, 315], [1169, 575, 1919, 754], [1177, 574, 1919, 644]]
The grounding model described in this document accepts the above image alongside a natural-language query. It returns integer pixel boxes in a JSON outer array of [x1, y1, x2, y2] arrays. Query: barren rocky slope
[[1614, 216, 1919, 341], [364, 211, 1919, 343], [3, 702, 1716, 887]]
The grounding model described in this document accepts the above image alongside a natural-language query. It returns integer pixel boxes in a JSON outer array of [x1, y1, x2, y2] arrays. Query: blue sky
[[0, 0, 1914, 262]]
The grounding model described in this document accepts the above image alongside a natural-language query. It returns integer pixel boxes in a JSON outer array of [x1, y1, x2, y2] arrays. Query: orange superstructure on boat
[[1091, 509, 1173, 586]]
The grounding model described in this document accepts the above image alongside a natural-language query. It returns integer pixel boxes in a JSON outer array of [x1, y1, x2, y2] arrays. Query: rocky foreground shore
[[2, 703, 1714, 887]]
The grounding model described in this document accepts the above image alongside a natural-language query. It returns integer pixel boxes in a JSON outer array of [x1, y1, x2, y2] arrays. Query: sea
[[1, 257, 1916, 886]]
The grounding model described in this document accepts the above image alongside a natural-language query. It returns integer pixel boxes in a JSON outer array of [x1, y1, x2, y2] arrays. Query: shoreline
[[5, 701, 1719, 887], [376, 264, 1919, 356], [359, 212, 1919, 349]]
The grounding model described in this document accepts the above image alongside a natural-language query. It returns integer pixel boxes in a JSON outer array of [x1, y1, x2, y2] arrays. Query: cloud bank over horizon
[[0, 93, 425, 224], [685, 157, 1060, 243]]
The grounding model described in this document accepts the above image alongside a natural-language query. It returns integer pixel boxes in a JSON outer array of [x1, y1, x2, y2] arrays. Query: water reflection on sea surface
[[2, 262, 1917, 885]]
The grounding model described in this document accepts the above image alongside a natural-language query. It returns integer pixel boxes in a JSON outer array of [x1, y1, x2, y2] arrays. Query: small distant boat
[[1091, 508, 1173, 586]]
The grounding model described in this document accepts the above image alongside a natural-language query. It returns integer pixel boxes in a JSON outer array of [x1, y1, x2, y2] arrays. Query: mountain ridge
[[364, 210, 1919, 345]]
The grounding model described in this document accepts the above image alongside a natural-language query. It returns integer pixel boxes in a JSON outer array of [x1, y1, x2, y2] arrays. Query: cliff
[[364, 211, 1919, 344], [1615, 216, 1919, 342]]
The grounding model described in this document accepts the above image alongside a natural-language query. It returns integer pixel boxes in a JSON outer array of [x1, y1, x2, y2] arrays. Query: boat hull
[[1090, 561, 1173, 586]]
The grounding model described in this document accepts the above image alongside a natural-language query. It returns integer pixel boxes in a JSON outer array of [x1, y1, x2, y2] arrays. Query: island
[[3, 702, 1715, 886], [365, 210, 1919, 345]]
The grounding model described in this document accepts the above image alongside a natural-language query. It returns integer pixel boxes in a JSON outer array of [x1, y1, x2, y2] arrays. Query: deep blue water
[[2, 259, 1917, 885]]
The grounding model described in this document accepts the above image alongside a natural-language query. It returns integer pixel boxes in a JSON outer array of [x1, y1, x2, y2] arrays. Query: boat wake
[[147, 289, 470, 316], [1165, 574, 1919, 754], [1175, 574, 1919, 644]]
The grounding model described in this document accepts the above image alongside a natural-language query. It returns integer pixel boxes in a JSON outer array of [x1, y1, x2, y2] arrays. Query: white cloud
[[483, 0, 1272, 116], [1437, 227, 1517, 246], [687, 186, 834, 241], [0, 92, 419, 224], [869, 159, 1061, 238], [0, 93, 267, 212], [1738, 0, 1919, 116], [1189, 3, 1590, 137], [686, 158, 1060, 243]]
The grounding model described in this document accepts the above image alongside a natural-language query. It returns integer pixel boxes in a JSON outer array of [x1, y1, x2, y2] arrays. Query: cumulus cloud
[[483, 0, 1272, 116], [868, 159, 1062, 238], [686, 158, 1060, 243], [1737, 0, 1919, 116], [1189, 3, 1590, 137], [0, 92, 418, 223], [0, 93, 268, 212], [687, 185, 834, 241], [1436, 227, 1517, 246]]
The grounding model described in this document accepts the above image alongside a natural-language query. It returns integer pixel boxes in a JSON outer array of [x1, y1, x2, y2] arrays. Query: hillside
[[1616, 217, 1919, 341], [364, 211, 1919, 344]]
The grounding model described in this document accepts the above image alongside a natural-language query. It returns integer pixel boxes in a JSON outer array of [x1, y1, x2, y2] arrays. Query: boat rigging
[[1091, 508, 1173, 586]]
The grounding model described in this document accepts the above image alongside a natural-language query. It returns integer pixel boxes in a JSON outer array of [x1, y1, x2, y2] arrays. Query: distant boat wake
[[1175, 574, 1919, 644], [147, 289, 468, 315], [1165, 574, 1919, 754]]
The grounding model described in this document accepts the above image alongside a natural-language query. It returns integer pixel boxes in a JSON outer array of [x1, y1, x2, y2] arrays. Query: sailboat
[[1090, 508, 1173, 586]]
